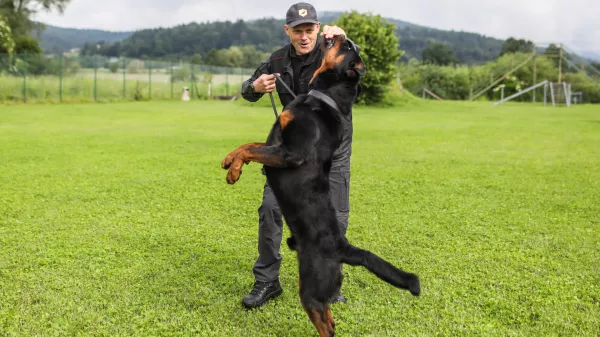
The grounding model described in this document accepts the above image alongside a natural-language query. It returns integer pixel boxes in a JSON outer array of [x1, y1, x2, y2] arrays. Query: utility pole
[[558, 43, 563, 83]]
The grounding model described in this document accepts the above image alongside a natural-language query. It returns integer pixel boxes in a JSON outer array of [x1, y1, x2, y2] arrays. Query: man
[[240, 2, 355, 309]]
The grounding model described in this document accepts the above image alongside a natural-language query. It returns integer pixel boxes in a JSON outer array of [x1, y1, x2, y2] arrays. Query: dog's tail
[[340, 243, 420, 296]]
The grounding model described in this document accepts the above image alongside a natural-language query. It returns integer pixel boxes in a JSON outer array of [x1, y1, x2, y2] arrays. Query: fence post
[[226, 67, 229, 96], [93, 55, 97, 101], [170, 62, 174, 99], [122, 58, 126, 99], [533, 56, 537, 102], [59, 54, 63, 103], [148, 60, 152, 100], [23, 52, 28, 103], [190, 63, 194, 99]]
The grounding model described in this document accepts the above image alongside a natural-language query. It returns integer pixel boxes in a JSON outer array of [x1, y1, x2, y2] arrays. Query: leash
[[269, 73, 297, 119], [268, 39, 339, 118]]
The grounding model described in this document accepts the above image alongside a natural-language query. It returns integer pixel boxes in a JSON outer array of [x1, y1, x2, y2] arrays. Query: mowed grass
[[0, 99, 599, 336]]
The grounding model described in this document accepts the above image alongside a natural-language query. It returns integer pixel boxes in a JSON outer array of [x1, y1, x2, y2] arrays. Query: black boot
[[242, 280, 283, 309]]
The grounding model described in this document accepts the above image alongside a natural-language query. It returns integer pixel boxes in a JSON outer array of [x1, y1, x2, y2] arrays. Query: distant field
[[0, 69, 253, 103], [0, 100, 598, 336]]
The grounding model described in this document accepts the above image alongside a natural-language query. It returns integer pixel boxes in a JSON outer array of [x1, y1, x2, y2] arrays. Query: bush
[[332, 11, 401, 105]]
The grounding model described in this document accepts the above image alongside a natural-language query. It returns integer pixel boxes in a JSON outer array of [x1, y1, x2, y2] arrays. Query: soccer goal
[[548, 82, 572, 107]]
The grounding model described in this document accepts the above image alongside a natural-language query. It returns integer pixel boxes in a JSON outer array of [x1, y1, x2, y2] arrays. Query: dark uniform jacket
[[241, 37, 353, 170]]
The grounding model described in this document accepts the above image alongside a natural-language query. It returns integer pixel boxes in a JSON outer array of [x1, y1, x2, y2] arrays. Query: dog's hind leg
[[301, 299, 335, 337], [299, 272, 335, 337]]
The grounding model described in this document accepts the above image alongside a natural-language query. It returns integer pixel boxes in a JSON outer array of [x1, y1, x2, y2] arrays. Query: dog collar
[[308, 90, 341, 113]]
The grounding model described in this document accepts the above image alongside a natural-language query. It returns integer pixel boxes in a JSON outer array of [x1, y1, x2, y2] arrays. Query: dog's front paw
[[226, 158, 244, 184], [221, 152, 235, 169]]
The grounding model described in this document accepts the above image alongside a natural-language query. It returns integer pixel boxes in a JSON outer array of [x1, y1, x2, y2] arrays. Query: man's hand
[[253, 74, 279, 93], [321, 25, 346, 39]]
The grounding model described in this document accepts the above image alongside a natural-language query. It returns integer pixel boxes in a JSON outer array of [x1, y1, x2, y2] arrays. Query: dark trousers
[[253, 167, 350, 282]]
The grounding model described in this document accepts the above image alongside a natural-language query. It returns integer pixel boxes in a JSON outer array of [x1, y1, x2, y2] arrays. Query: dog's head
[[309, 35, 366, 87]]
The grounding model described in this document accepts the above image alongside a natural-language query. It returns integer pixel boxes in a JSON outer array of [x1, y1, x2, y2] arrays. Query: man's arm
[[243, 54, 283, 102]]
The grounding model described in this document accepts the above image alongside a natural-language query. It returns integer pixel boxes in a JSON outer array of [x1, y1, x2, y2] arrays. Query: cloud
[[34, 0, 600, 54]]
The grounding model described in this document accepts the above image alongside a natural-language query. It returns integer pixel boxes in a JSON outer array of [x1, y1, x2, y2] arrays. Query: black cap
[[286, 2, 318, 27]]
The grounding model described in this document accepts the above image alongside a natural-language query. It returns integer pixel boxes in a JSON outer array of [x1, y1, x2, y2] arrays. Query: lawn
[[0, 99, 599, 336]]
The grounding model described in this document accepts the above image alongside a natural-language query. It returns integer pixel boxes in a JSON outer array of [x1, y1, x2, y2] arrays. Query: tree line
[[77, 14, 516, 67]]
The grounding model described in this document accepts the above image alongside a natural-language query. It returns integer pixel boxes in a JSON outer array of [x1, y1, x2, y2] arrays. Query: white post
[[564, 83, 571, 108]]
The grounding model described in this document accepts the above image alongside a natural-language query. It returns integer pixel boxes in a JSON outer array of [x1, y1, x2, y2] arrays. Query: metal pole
[[23, 52, 27, 103], [170, 63, 174, 99], [190, 63, 194, 99], [226, 67, 229, 96], [94, 55, 97, 101], [533, 56, 537, 103], [492, 80, 548, 106], [501, 87, 504, 101], [558, 44, 563, 83], [549, 82, 555, 107], [543, 84, 547, 106], [471, 54, 535, 101], [122, 58, 126, 99], [563, 82, 570, 108], [148, 61, 152, 100], [59, 54, 63, 103]]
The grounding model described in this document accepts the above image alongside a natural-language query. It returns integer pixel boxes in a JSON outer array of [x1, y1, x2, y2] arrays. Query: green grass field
[[1, 99, 599, 336]]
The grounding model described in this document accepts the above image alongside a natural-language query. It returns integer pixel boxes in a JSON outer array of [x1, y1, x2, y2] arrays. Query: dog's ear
[[353, 60, 366, 76], [347, 60, 366, 78]]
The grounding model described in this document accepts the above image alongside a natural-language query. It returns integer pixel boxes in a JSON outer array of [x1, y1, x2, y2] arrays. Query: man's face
[[284, 23, 321, 56]]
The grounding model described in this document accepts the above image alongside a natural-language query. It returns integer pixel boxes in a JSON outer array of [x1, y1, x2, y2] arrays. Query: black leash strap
[[269, 74, 297, 119], [268, 92, 278, 118]]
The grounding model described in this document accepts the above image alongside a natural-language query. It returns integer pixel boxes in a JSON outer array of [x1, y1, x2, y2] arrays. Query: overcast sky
[[35, 0, 600, 55]]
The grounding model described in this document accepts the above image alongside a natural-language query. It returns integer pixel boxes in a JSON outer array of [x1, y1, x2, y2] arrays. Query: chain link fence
[[0, 53, 255, 103]]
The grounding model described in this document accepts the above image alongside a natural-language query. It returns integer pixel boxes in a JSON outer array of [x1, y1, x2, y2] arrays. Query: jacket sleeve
[[241, 57, 271, 102]]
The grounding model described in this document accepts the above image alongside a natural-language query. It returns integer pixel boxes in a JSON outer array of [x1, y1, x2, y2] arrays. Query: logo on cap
[[299, 8, 307, 17]]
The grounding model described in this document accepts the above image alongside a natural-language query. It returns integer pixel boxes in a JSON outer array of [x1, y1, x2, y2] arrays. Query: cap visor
[[287, 19, 318, 27]]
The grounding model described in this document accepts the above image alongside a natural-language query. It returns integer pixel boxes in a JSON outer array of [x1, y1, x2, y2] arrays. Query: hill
[[36, 24, 133, 53]]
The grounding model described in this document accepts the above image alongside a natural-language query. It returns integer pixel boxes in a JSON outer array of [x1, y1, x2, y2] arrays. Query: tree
[[500, 37, 534, 56], [0, 0, 70, 34], [332, 11, 402, 105], [421, 43, 457, 66], [204, 48, 219, 66], [14, 34, 41, 53], [0, 0, 70, 54], [0, 15, 15, 54], [190, 53, 203, 65]]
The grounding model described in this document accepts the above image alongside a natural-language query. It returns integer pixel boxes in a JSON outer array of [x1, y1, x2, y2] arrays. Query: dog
[[222, 35, 420, 337]]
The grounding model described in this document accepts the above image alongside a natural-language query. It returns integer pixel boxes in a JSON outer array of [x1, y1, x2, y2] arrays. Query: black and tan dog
[[222, 35, 420, 337]]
